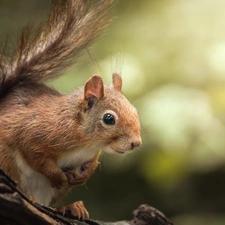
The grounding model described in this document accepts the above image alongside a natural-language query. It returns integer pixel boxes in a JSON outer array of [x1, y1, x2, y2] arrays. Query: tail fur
[[0, 0, 114, 96]]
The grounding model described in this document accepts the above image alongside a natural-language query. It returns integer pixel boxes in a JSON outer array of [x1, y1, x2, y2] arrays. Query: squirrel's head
[[78, 74, 142, 154]]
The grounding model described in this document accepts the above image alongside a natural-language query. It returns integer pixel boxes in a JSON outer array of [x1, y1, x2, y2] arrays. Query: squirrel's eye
[[103, 113, 115, 125]]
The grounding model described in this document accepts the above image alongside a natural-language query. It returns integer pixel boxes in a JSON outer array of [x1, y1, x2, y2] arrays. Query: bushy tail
[[0, 0, 114, 96]]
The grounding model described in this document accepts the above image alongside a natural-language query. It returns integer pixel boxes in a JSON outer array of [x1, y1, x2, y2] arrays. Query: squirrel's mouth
[[102, 146, 125, 155], [111, 147, 126, 154], [114, 150, 125, 154]]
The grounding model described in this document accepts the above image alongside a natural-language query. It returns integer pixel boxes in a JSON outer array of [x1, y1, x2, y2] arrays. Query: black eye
[[103, 113, 115, 125]]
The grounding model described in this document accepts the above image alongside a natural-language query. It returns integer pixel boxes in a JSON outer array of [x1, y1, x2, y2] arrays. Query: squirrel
[[0, 0, 142, 220]]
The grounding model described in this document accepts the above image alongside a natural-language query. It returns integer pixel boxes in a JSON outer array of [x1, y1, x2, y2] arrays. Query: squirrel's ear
[[112, 73, 122, 92], [84, 75, 104, 101]]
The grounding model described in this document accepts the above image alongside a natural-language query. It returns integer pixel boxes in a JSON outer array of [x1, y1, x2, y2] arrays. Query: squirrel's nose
[[131, 138, 142, 150]]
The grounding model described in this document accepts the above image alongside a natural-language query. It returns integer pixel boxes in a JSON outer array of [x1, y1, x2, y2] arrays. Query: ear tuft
[[84, 75, 104, 100], [112, 73, 122, 92]]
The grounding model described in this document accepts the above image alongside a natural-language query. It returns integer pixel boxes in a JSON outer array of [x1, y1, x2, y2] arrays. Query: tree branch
[[0, 168, 173, 225]]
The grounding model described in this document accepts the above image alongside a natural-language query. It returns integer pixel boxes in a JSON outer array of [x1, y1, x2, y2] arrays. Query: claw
[[27, 194, 36, 203], [56, 201, 89, 220]]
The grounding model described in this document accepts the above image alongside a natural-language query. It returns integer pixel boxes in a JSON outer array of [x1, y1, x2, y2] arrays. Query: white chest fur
[[57, 147, 99, 168], [15, 147, 99, 206]]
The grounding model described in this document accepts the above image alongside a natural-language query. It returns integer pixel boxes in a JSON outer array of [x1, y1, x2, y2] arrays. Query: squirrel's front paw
[[57, 201, 89, 220], [63, 161, 98, 186], [49, 172, 68, 189], [63, 167, 87, 186]]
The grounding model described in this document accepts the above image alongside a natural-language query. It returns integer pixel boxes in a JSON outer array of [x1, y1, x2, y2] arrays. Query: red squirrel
[[0, 0, 142, 220]]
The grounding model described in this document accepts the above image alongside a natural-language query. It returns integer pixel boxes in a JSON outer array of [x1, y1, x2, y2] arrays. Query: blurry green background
[[1, 0, 225, 224]]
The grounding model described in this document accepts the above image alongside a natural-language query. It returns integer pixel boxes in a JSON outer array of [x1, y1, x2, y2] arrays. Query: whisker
[[98, 153, 104, 172], [84, 184, 89, 190]]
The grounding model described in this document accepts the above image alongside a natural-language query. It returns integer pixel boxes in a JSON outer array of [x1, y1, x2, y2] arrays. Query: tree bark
[[0, 168, 173, 225]]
